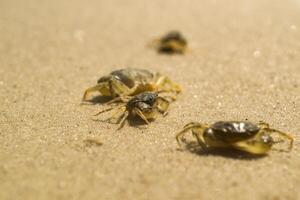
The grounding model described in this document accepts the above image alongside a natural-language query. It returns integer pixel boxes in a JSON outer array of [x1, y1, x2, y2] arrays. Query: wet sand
[[1, 0, 300, 199]]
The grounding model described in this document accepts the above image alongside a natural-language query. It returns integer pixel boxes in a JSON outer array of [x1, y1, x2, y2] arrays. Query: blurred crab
[[176, 121, 294, 155], [149, 31, 187, 54], [83, 68, 181, 102], [93, 92, 170, 129]]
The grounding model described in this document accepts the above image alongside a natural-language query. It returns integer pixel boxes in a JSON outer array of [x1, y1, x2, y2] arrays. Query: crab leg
[[117, 111, 130, 130], [134, 108, 150, 124], [263, 128, 294, 151], [155, 76, 182, 93], [82, 84, 105, 101]]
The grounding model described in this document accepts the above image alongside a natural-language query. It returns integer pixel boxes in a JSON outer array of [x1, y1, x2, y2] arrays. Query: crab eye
[[145, 94, 155, 102], [261, 134, 273, 144]]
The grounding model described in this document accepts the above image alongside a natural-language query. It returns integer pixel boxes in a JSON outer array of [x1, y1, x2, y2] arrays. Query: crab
[[176, 121, 294, 155], [82, 68, 181, 101], [149, 31, 187, 54], [93, 92, 171, 129]]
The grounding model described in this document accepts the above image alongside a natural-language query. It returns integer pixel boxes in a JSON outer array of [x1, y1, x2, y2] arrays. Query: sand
[[1, 0, 300, 199]]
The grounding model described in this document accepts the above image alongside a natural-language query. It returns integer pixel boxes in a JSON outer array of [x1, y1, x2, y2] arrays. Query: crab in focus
[[176, 121, 294, 155], [83, 68, 181, 101], [149, 31, 187, 54], [93, 92, 171, 129]]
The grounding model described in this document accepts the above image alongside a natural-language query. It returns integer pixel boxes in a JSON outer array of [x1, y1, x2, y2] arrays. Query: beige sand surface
[[1, 0, 300, 199]]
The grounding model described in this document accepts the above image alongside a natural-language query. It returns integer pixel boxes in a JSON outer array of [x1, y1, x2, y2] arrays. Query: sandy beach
[[1, 0, 300, 199]]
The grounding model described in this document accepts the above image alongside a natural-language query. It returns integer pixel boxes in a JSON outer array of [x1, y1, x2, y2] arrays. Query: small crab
[[149, 31, 188, 54], [83, 68, 181, 101], [176, 121, 294, 155], [93, 92, 171, 129]]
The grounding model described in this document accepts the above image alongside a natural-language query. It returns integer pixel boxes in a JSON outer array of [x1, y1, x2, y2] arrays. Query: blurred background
[[1, 0, 299, 199]]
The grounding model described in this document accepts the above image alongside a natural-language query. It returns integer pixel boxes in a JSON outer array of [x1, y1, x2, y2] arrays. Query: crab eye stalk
[[261, 134, 274, 145]]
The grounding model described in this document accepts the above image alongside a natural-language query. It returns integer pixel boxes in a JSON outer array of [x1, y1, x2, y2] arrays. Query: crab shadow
[[179, 141, 267, 160], [127, 117, 155, 129], [158, 49, 184, 55], [92, 115, 154, 130], [81, 96, 113, 105]]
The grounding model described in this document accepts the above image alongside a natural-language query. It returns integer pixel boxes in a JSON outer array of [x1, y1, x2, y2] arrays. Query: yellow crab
[[83, 68, 181, 101], [149, 31, 187, 54], [176, 121, 294, 155]]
